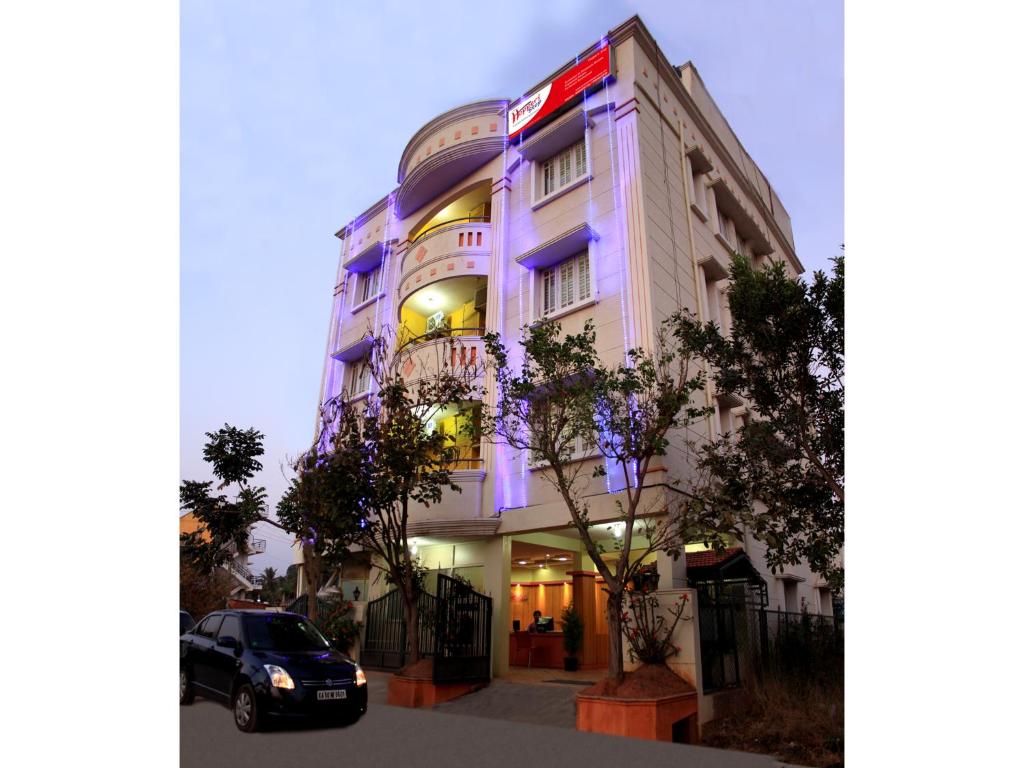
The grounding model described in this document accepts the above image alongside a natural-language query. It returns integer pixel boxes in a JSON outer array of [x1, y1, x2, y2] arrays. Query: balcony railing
[[400, 219, 491, 279], [249, 538, 266, 554], [397, 326, 486, 353], [411, 216, 490, 246], [225, 560, 263, 589]]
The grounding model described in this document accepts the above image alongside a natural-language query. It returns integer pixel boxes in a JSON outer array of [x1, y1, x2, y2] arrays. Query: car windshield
[[243, 614, 332, 652]]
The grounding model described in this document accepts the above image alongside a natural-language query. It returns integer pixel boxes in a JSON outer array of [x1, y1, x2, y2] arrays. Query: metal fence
[[361, 576, 493, 683], [361, 589, 439, 671], [698, 596, 843, 694], [433, 574, 492, 683], [284, 593, 337, 620]]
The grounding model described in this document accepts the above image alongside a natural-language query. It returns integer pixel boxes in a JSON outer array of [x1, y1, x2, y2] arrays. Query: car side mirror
[[218, 636, 238, 649]]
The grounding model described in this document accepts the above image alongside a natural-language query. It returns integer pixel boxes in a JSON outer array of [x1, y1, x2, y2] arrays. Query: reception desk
[[509, 631, 566, 668]]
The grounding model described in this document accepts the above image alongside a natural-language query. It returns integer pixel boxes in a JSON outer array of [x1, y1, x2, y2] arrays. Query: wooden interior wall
[[593, 579, 610, 667], [509, 582, 572, 630]]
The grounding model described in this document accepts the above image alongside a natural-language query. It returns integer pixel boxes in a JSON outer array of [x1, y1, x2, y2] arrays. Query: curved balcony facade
[[396, 99, 507, 218], [395, 333, 485, 390], [399, 220, 491, 300]]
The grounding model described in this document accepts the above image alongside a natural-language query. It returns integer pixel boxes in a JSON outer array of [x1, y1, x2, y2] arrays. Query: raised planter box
[[576, 690, 699, 743], [386, 673, 487, 708]]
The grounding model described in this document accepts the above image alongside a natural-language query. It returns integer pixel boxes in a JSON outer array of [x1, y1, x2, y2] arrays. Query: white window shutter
[[559, 148, 571, 187], [560, 259, 574, 308], [542, 160, 554, 196], [542, 268, 555, 315], [577, 252, 590, 301]]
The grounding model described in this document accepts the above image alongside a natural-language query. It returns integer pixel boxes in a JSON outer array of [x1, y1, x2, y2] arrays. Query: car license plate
[[317, 689, 347, 701]]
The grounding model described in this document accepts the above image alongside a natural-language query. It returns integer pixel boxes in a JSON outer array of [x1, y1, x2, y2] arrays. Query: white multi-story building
[[297, 16, 834, 689]]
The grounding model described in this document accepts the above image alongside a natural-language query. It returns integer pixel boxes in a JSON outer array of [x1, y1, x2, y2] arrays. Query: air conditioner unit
[[426, 311, 446, 333], [474, 285, 488, 313]]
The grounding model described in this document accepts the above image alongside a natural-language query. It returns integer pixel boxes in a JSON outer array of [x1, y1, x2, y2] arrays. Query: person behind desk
[[527, 610, 543, 633]]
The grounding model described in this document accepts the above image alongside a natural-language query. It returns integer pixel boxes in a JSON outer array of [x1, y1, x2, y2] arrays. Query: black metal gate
[[361, 589, 438, 670], [433, 574, 492, 683], [361, 575, 492, 683], [695, 580, 768, 694]]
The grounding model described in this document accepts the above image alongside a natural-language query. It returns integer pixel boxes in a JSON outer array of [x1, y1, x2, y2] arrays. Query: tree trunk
[[606, 588, 625, 685], [303, 544, 320, 622], [403, 590, 421, 665]]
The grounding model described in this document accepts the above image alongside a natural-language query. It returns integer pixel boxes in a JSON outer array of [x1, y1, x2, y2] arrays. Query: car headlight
[[355, 665, 367, 686], [263, 664, 295, 690]]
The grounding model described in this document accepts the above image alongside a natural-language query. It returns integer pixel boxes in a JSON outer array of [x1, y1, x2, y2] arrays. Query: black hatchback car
[[180, 610, 367, 732]]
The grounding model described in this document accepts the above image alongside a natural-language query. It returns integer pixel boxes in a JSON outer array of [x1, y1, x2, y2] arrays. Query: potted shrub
[[561, 603, 584, 672], [319, 599, 363, 655]]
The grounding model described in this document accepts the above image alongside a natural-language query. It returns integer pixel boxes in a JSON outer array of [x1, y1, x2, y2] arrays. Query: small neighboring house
[[179, 511, 266, 597]]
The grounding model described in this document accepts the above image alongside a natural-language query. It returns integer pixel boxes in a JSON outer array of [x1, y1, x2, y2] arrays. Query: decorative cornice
[[407, 516, 499, 539], [606, 15, 802, 271], [397, 99, 508, 184], [334, 192, 394, 240], [396, 136, 506, 218]]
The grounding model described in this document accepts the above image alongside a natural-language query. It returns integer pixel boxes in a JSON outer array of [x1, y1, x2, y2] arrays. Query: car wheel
[[232, 683, 261, 733], [179, 668, 195, 705]]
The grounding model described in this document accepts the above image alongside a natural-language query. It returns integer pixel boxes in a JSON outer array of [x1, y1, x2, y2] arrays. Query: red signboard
[[508, 45, 613, 140]]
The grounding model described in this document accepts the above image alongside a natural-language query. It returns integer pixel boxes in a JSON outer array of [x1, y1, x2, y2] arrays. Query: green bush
[[318, 599, 363, 654]]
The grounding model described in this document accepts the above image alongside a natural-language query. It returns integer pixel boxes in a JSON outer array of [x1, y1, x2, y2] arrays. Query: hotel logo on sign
[[507, 44, 613, 140]]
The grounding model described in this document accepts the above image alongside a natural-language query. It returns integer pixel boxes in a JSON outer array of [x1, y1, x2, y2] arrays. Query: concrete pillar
[[481, 174, 512, 515], [482, 534, 511, 678], [570, 571, 599, 668], [656, 547, 687, 590]]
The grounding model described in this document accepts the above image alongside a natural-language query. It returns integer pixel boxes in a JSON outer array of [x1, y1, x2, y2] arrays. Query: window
[[538, 138, 588, 200], [196, 614, 223, 639], [818, 588, 833, 617], [717, 208, 735, 248], [217, 615, 241, 644], [689, 161, 706, 212], [348, 358, 372, 396], [243, 614, 331, 652], [540, 251, 591, 317], [783, 581, 799, 614], [528, 432, 599, 468], [356, 264, 383, 306]]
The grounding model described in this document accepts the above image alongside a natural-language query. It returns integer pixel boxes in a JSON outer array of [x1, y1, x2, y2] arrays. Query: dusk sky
[[181, 0, 844, 576]]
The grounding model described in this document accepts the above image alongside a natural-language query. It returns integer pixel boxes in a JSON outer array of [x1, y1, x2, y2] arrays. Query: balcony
[[224, 560, 263, 590], [249, 538, 266, 555], [397, 274, 487, 377], [395, 331, 485, 386], [395, 99, 507, 218], [399, 220, 491, 301]]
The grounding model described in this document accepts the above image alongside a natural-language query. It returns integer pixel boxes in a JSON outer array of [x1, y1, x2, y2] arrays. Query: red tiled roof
[[685, 547, 743, 569]]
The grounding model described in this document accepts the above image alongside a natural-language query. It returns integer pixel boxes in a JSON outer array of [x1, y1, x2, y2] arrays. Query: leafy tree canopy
[[180, 425, 272, 574], [672, 253, 844, 589]]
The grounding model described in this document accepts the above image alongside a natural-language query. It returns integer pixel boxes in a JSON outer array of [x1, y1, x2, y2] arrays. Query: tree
[[482, 319, 714, 685], [279, 565, 299, 603], [276, 442, 364, 621], [672, 254, 844, 588], [180, 425, 289, 581], [287, 330, 478, 663], [180, 556, 235, 619], [259, 566, 279, 604]]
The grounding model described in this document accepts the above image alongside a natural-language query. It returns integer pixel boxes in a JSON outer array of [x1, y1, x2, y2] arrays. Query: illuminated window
[[539, 138, 588, 200], [540, 251, 591, 317]]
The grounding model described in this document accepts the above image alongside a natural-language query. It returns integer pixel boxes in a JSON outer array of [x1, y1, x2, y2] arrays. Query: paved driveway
[[181, 672, 775, 768], [434, 677, 580, 729]]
